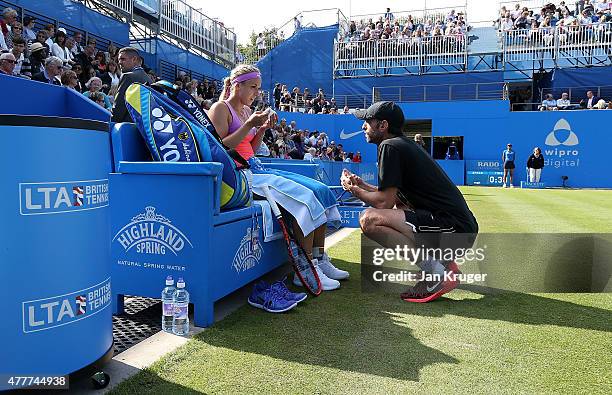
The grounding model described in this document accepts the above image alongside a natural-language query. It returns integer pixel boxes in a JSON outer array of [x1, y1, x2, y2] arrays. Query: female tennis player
[[208, 64, 348, 290]]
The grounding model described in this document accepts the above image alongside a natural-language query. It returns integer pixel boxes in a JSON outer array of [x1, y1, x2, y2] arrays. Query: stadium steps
[[468, 26, 502, 55]]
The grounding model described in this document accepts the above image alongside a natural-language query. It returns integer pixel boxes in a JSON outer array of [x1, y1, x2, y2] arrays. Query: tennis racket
[[261, 185, 322, 296]]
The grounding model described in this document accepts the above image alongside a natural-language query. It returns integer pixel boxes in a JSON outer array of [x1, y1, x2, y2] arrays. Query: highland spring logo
[[232, 227, 262, 273], [113, 206, 193, 256], [544, 119, 580, 168]]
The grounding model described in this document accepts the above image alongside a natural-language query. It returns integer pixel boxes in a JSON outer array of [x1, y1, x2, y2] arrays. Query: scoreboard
[[466, 160, 504, 186]]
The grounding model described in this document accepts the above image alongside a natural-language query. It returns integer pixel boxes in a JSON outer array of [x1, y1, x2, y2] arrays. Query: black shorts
[[504, 161, 515, 170], [404, 209, 477, 249]]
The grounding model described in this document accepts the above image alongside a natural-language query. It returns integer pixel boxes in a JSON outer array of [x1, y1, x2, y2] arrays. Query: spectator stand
[[334, 5, 469, 77], [498, 1, 612, 75], [0, 0, 129, 52], [81, 0, 238, 69]]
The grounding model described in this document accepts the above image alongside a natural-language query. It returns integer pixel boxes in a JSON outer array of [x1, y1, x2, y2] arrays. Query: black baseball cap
[[354, 101, 405, 129]]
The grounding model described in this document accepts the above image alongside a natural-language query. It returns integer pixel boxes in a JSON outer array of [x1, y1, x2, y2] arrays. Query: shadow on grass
[[191, 259, 460, 382], [110, 368, 203, 394], [190, 258, 611, 384]]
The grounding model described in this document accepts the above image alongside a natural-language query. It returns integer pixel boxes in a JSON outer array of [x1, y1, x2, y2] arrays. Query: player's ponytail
[[220, 77, 232, 101]]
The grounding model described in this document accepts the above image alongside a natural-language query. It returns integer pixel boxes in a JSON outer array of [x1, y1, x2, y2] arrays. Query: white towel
[[253, 200, 283, 242]]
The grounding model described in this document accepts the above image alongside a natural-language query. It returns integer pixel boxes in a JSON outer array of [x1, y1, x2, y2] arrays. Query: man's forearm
[[349, 185, 392, 209]]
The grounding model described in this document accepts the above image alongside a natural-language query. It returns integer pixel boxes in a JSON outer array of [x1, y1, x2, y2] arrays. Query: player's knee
[[359, 209, 378, 234]]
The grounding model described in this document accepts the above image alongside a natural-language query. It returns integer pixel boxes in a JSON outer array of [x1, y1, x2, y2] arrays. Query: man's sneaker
[[502, 184, 507, 188], [318, 252, 349, 280], [248, 281, 297, 313], [270, 278, 307, 303], [293, 258, 340, 291], [510, 184, 514, 188], [400, 263, 461, 303]]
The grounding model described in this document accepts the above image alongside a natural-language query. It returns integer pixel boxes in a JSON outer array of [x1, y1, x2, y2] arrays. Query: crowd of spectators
[[498, 1, 612, 44], [338, 7, 469, 47], [259, 118, 363, 162], [540, 90, 612, 110], [0, 7, 222, 111], [272, 83, 352, 114]]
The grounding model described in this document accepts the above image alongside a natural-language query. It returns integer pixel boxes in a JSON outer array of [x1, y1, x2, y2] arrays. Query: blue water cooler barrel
[[0, 111, 113, 380]]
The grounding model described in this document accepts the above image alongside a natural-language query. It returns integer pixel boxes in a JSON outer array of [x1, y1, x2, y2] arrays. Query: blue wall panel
[[258, 26, 338, 98], [153, 39, 230, 81], [14, 0, 129, 45], [333, 71, 504, 97]]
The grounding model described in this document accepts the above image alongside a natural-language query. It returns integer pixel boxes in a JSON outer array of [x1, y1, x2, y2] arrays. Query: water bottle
[[161, 275, 175, 333], [172, 278, 190, 336]]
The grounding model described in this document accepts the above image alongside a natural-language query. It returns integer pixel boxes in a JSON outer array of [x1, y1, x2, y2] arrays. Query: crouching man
[[342, 102, 478, 302]]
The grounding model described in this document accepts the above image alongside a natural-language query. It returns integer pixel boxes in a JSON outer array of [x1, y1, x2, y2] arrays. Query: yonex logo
[[152, 107, 173, 134], [545, 119, 579, 146], [184, 99, 197, 109]]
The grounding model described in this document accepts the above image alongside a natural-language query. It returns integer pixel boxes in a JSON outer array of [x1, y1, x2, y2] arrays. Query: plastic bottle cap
[[165, 275, 174, 286], [177, 278, 185, 288]]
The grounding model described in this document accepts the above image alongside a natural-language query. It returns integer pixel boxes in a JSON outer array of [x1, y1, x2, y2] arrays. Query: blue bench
[[109, 123, 307, 327]]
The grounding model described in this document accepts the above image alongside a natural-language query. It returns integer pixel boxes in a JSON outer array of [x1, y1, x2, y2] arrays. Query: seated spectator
[[303, 147, 316, 161], [6, 22, 22, 50], [593, 99, 608, 109], [29, 42, 48, 76], [94, 51, 107, 74], [71, 63, 85, 92], [83, 76, 112, 110], [32, 56, 63, 85], [581, 90, 600, 108], [10, 36, 30, 78], [100, 60, 120, 94], [556, 92, 571, 109], [43, 24, 56, 49], [540, 94, 558, 111], [51, 29, 73, 67], [33, 30, 50, 53], [23, 16, 36, 42], [0, 7, 17, 43], [60, 69, 79, 90], [71, 31, 84, 55], [75, 43, 98, 76], [89, 91, 107, 109], [0, 52, 16, 75], [353, 151, 362, 163]]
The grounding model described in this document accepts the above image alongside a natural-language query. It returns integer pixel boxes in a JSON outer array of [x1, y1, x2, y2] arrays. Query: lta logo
[[544, 119, 580, 169], [113, 206, 193, 256]]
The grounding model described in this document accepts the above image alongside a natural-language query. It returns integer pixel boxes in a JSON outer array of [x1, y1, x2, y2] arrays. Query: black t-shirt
[[377, 135, 478, 233]]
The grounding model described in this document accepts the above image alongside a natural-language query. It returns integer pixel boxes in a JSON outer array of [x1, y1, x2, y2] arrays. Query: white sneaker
[[293, 258, 340, 291], [510, 184, 514, 188], [502, 184, 507, 188], [319, 253, 349, 280]]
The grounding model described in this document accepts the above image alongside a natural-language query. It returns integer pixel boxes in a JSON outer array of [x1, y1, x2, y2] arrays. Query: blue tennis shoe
[[270, 278, 307, 304], [248, 281, 297, 313]]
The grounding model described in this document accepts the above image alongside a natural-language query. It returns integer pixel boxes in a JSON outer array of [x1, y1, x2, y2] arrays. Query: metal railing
[[334, 35, 467, 76], [349, 4, 468, 29], [373, 82, 508, 103], [502, 23, 612, 64], [97, 0, 133, 16], [498, 0, 550, 13]]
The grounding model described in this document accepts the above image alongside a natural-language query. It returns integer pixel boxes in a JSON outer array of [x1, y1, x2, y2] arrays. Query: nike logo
[[339, 129, 363, 139], [426, 281, 441, 292]]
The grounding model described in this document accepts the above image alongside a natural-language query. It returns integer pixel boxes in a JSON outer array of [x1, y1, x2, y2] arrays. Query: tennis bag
[[125, 82, 251, 210]]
